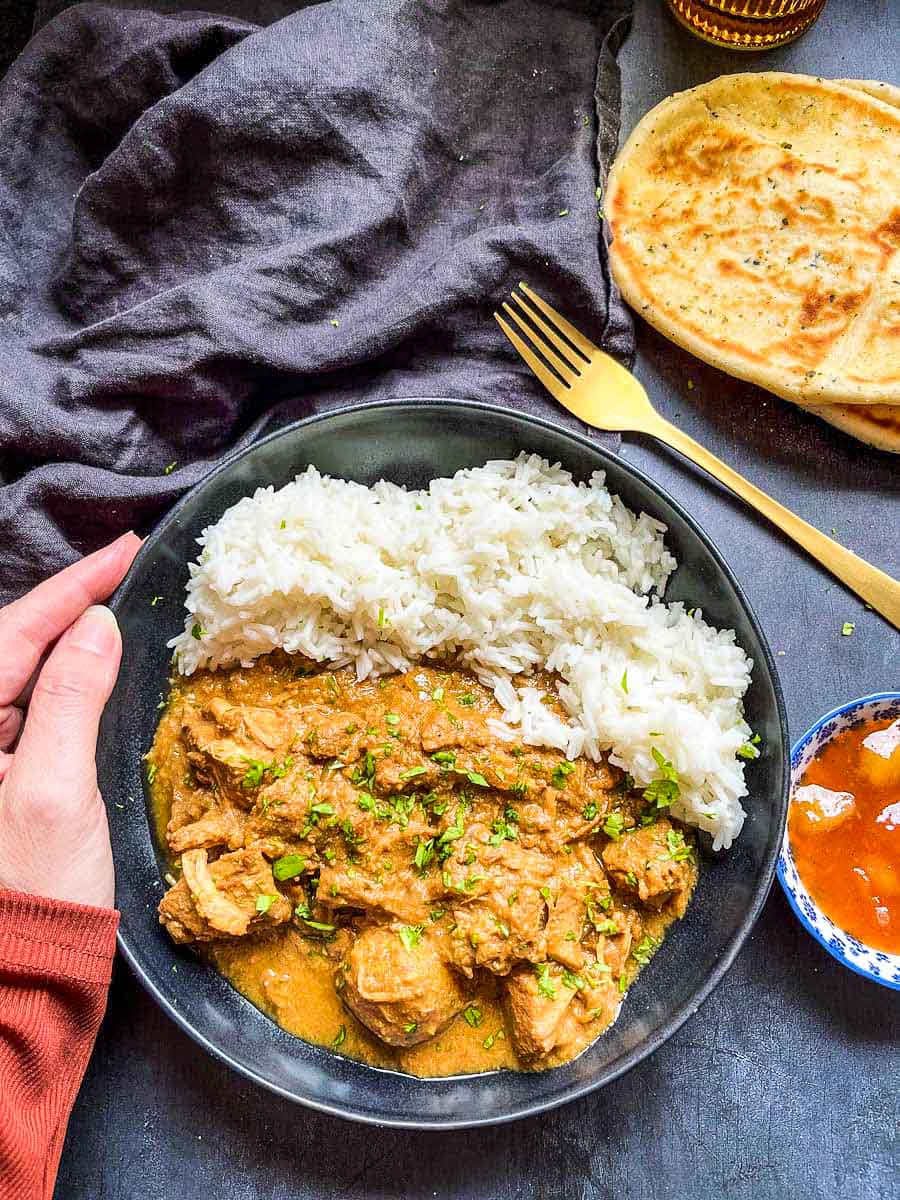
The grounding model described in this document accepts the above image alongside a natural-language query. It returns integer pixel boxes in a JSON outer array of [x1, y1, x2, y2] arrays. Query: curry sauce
[[148, 653, 697, 1076]]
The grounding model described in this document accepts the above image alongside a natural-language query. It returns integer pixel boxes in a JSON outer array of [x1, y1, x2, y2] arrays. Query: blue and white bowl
[[778, 693, 900, 991]]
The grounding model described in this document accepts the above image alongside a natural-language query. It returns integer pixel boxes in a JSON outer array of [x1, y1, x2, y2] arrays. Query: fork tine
[[494, 311, 571, 397], [517, 282, 599, 360], [500, 301, 581, 383], [508, 295, 585, 374]]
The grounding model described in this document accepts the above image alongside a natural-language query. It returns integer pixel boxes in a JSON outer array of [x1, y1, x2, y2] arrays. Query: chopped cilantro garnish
[[603, 811, 625, 840], [458, 692, 476, 707], [414, 837, 435, 873], [562, 970, 586, 991], [482, 1029, 504, 1050], [467, 771, 489, 788], [332, 1025, 347, 1048], [301, 918, 336, 933], [462, 1004, 483, 1027], [255, 894, 277, 914], [432, 686, 445, 701], [432, 750, 456, 767], [642, 747, 680, 810], [398, 924, 424, 951], [191, 623, 204, 640], [534, 962, 557, 999], [551, 760, 576, 789], [241, 758, 270, 788], [310, 801, 335, 817], [385, 713, 400, 727], [664, 828, 693, 862], [400, 765, 428, 781], [273, 854, 306, 881], [403, 1021, 418, 1034], [146, 762, 158, 785], [437, 803, 466, 857], [841, 622, 855, 636], [582, 801, 598, 821], [488, 817, 518, 846], [631, 935, 659, 965], [620, 670, 628, 694]]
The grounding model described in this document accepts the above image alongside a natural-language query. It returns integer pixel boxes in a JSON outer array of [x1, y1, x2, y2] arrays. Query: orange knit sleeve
[[0, 889, 118, 1200]]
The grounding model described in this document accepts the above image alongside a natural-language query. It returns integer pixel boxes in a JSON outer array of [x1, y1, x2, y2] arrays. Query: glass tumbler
[[663, 0, 828, 50]]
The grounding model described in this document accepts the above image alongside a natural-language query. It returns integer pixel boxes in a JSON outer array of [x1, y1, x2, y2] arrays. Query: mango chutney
[[789, 716, 900, 954]]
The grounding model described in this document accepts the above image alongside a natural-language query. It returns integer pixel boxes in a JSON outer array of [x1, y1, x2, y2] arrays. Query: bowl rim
[[108, 396, 790, 1127], [777, 691, 900, 992]]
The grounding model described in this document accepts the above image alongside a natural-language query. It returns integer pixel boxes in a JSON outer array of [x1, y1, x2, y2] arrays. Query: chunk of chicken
[[167, 792, 245, 854], [545, 844, 611, 970], [340, 926, 469, 1047], [597, 906, 642, 975], [158, 847, 291, 944], [544, 884, 586, 971], [445, 839, 554, 977], [206, 698, 286, 750], [181, 701, 293, 805], [503, 964, 578, 1062], [601, 819, 693, 909], [419, 710, 471, 753], [294, 706, 361, 760], [181, 849, 249, 936], [317, 865, 430, 924], [242, 771, 360, 860]]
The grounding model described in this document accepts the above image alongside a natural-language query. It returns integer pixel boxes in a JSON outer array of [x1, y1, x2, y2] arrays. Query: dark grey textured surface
[[48, 0, 899, 1196]]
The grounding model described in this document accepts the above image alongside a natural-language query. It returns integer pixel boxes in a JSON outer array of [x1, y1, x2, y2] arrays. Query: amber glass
[[664, 0, 827, 49]]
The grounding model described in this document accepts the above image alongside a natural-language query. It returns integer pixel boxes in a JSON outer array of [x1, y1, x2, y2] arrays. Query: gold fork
[[495, 282, 900, 631]]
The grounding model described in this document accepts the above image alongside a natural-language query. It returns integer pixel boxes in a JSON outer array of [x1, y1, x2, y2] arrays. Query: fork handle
[[648, 415, 900, 631]]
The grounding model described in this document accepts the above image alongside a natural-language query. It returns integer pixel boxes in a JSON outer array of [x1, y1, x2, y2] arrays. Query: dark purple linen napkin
[[0, 0, 633, 601]]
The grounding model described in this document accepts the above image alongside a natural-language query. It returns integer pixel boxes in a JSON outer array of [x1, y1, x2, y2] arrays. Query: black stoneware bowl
[[100, 399, 789, 1128]]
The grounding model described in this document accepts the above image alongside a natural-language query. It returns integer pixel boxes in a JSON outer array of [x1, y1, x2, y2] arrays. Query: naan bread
[[805, 81, 900, 452], [804, 402, 900, 454], [606, 73, 900, 436]]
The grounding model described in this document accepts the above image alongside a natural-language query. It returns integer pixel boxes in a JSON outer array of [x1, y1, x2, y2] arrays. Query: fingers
[[0, 532, 140, 707], [8, 606, 123, 808], [0, 705, 22, 751]]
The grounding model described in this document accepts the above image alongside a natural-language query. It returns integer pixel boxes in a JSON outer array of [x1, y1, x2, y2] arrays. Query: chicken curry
[[149, 653, 697, 1075]]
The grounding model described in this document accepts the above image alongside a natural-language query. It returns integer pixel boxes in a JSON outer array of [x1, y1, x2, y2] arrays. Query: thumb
[[12, 605, 122, 799]]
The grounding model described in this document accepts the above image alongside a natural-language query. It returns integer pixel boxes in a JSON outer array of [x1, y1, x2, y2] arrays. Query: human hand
[[0, 533, 141, 908]]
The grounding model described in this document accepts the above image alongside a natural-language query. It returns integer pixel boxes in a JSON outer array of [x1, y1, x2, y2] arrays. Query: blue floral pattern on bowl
[[777, 692, 900, 991]]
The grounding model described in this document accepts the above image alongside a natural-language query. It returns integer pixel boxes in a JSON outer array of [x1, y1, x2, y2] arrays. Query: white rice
[[170, 454, 754, 849]]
